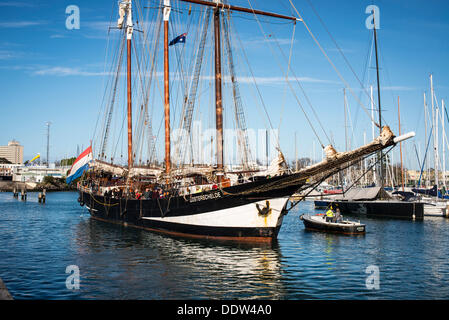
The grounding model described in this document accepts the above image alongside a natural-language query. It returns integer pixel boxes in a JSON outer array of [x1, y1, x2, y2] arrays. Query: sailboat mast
[[164, 0, 171, 176], [442, 99, 446, 190], [125, 1, 134, 169], [424, 92, 428, 186], [398, 96, 404, 191], [372, 10, 384, 189], [431, 74, 438, 190], [214, 3, 224, 174]]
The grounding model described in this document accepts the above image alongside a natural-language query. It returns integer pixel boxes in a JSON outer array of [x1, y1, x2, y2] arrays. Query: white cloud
[[0, 50, 13, 60], [0, 2, 36, 7], [50, 34, 66, 39], [0, 21, 46, 28], [33, 66, 108, 77]]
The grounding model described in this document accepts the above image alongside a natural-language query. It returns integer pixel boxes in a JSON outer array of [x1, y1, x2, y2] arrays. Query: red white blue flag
[[66, 146, 93, 184]]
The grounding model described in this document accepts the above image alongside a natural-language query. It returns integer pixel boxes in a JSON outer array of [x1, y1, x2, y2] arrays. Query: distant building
[[13, 165, 70, 183], [0, 140, 24, 164]]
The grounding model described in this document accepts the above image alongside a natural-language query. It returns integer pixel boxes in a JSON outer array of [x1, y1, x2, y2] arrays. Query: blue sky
[[0, 0, 448, 171]]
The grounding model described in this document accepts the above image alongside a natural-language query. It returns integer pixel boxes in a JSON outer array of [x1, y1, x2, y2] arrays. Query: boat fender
[[79, 201, 85, 207], [316, 213, 324, 216]]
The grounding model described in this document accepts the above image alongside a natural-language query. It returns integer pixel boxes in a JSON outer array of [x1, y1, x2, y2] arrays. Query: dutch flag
[[66, 146, 93, 184]]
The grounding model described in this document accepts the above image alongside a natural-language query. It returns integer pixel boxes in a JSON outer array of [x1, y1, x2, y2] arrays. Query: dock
[[0, 278, 13, 300]]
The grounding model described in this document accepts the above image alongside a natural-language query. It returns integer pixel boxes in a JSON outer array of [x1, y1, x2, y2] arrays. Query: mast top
[[118, 0, 133, 39], [178, 0, 300, 22]]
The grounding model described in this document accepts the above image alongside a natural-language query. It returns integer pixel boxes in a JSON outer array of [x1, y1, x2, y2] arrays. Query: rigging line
[[96, 31, 124, 158], [112, 86, 128, 164], [92, 0, 117, 153], [229, 14, 272, 132], [376, 34, 392, 127], [287, 0, 380, 129], [350, 29, 374, 148], [175, 7, 211, 167], [245, 0, 325, 148], [277, 21, 296, 134], [132, 32, 155, 159], [143, 11, 162, 164], [223, 11, 253, 168], [231, 31, 270, 133], [169, 18, 190, 128], [268, 30, 331, 146], [171, 5, 200, 138], [305, 0, 375, 108], [100, 30, 126, 160]]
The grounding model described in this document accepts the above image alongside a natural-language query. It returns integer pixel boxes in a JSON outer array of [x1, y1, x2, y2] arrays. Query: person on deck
[[143, 188, 151, 199], [325, 206, 335, 222], [334, 205, 342, 223]]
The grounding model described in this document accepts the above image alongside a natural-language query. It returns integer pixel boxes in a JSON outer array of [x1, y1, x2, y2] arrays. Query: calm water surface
[[0, 191, 448, 299]]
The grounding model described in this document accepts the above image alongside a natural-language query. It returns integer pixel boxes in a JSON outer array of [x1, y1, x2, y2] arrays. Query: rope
[[220, 132, 395, 196], [245, 0, 326, 148], [89, 192, 120, 207], [287, 0, 381, 128]]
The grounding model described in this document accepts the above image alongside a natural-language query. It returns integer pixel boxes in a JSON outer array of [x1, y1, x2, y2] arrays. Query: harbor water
[[0, 191, 449, 299]]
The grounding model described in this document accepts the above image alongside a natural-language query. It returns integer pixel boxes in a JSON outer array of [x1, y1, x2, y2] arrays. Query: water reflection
[[2, 192, 449, 300], [74, 217, 285, 299]]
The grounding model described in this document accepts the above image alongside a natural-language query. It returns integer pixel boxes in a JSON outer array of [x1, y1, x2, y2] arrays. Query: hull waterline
[[78, 179, 297, 242]]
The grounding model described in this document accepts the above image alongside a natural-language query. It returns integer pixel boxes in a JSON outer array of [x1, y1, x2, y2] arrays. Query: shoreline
[[0, 181, 75, 193]]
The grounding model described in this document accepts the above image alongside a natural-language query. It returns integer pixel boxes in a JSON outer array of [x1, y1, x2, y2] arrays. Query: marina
[[1, 0, 449, 303], [1, 191, 449, 299]]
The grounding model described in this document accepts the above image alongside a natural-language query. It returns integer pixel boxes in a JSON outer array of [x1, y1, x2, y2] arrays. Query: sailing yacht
[[75, 0, 413, 241]]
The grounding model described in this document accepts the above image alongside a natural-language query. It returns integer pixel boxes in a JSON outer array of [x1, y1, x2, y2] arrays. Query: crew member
[[325, 205, 335, 222]]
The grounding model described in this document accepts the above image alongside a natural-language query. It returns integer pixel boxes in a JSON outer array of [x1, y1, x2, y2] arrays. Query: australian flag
[[169, 33, 187, 46]]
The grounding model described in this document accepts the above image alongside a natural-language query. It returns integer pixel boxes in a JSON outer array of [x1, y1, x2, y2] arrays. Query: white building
[[0, 140, 24, 164], [12, 165, 70, 183]]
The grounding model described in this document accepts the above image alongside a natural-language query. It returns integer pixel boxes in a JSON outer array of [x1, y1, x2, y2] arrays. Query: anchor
[[256, 200, 272, 217]]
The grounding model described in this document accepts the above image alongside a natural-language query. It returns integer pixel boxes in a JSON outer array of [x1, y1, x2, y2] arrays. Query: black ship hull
[[78, 176, 301, 242]]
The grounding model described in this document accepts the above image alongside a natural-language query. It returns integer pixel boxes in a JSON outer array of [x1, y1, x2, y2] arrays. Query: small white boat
[[300, 214, 366, 235]]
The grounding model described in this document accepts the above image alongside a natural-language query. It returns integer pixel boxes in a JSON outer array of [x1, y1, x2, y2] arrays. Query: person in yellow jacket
[[325, 205, 335, 222]]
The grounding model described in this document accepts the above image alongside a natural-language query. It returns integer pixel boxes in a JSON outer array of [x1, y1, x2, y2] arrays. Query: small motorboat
[[300, 214, 366, 235]]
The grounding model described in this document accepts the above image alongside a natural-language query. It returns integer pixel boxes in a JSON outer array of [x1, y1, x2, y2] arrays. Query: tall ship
[[72, 0, 413, 242]]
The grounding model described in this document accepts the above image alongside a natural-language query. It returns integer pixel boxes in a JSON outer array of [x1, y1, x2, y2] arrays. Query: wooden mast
[[214, 2, 224, 176], [118, 0, 134, 169], [127, 37, 133, 168], [164, 0, 171, 177], [177, 0, 297, 180]]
